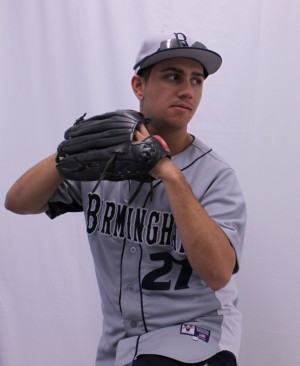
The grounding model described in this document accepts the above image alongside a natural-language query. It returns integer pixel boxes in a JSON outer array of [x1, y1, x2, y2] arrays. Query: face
[[132, 57, 205, 134]]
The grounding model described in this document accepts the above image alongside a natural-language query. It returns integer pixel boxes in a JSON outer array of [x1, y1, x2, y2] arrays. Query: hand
[[133, 122, 150, 141], [134, 122, 174, 180], [149, 157, 180, 180]]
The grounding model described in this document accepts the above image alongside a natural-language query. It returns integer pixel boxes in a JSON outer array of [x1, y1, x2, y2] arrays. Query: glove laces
[[90, 152, 154, 204], [91, 153, 118, 193]]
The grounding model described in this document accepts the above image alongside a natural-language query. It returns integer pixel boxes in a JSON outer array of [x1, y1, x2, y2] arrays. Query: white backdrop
[[1, 1, 300, 365]]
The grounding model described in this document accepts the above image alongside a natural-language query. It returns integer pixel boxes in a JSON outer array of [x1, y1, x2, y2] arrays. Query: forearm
[[152, 159, 235, 290], [5, 153, 64, 214]]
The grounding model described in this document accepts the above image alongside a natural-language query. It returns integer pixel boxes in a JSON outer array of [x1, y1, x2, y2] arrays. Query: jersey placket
[[120, 240, 146, 336]]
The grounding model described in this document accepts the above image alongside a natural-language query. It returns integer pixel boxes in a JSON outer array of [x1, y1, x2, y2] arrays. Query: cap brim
[[135, 47, 222, 75]]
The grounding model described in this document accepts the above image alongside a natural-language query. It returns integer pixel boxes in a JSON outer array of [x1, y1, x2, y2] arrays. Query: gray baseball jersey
[[47, 136, 247, 366]]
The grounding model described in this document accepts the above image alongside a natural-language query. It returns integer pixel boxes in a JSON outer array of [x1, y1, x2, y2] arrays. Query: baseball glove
[[56, 109, 171, 184]]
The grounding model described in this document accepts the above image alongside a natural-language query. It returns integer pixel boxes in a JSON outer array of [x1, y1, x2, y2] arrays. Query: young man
[[5, 32, 247, 366]]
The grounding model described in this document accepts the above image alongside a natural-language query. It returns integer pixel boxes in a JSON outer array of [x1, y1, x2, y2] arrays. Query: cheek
[[144, 89, 165, 108], [194, 89, 203, 105], [142, 83, 175, 114]]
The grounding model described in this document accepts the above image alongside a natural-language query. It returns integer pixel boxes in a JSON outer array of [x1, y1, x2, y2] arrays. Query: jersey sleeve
[[45, 180, 83, 219], [200, 167, 247, 273]]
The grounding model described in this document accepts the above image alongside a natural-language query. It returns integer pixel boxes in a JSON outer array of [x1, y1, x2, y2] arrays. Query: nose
[[177, 78, 194, 99]]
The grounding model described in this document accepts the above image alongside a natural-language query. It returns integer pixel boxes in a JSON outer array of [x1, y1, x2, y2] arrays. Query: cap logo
[[133, 32, 222, 76], [173, 32, 189, 47]]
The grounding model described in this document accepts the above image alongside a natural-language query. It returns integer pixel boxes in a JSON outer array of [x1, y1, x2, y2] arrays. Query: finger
[[134, 123, 150, 141], [137, 122, 150, 135], [133, 129, 145, 142]]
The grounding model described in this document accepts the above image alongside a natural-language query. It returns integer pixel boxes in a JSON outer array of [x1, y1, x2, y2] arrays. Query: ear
[[131, 75, 145, 100]]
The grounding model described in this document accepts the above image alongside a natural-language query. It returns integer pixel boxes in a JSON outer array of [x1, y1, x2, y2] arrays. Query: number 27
[[142, 252, 193, 291]]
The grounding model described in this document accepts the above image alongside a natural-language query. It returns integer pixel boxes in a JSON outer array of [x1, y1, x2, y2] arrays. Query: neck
[[170, 133, 194, 155], [152, 129, 193, 155]]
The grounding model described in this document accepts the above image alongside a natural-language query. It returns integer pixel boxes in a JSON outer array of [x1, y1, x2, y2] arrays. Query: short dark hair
[[137, 65, 153, 82]]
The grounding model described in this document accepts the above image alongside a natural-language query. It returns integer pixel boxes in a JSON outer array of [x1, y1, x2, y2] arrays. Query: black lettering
[[142, 252, 172, 290], [179, 242, 185, 254], [86, 193, 101, 235], [142, 252, 192, 291], [174, 32, 188, 46], [173, 258, 192, 290], [101, 201, 116, 235], [171, 234, 185, 254], [134, 208, 148, 243], [159, 213, 175, 245], [146, 211, 160, 245], [113, 204, 128, 238], [126, 207, 134, 240]]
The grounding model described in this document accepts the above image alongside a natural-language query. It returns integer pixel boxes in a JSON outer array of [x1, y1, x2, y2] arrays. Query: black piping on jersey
[[132, 335, 142, 361], [199, 174, 218, 202], [141, 148, 213, 208], [118, 238, 127, 315], [119, 147, 214, 335], [118, 237, 148, 334], [132, 147, 213, 334], [129, 181, 153, 205], [138, 244, 149, 333], [180, 148, 213, 173]]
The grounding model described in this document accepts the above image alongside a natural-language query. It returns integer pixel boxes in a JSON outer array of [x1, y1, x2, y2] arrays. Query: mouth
[[171, 103, 192, 111]]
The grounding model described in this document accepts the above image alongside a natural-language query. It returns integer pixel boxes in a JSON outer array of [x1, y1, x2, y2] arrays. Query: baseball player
[[5, 32, 247, 366]]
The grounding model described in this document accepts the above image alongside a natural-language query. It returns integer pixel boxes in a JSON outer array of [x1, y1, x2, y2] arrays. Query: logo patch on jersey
[[180, 324, 211, 343]]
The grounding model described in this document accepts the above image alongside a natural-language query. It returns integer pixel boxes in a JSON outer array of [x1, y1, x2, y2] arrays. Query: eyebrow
[[160, 67, 205, 78]]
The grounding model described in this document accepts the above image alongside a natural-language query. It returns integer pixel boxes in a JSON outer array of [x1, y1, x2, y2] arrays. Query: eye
[[192, 77, 203, 86], [166, 73, 180, 81]]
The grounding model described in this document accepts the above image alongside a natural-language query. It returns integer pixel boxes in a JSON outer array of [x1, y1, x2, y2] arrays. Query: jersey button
[[130, 247, 137, 254], [127, 284, 134, 292], [130, 321, 137, 328]]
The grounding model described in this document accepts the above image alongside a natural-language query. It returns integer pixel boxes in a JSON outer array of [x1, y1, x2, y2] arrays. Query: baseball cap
[[133, 32, 222, 78]]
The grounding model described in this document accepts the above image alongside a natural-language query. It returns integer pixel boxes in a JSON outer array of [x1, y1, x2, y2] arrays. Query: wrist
[[150, 158, 181, 181]]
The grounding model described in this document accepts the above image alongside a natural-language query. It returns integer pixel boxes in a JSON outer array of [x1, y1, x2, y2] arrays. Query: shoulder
[[173, 136, 234, 178], [190, 136, 233, 170]]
